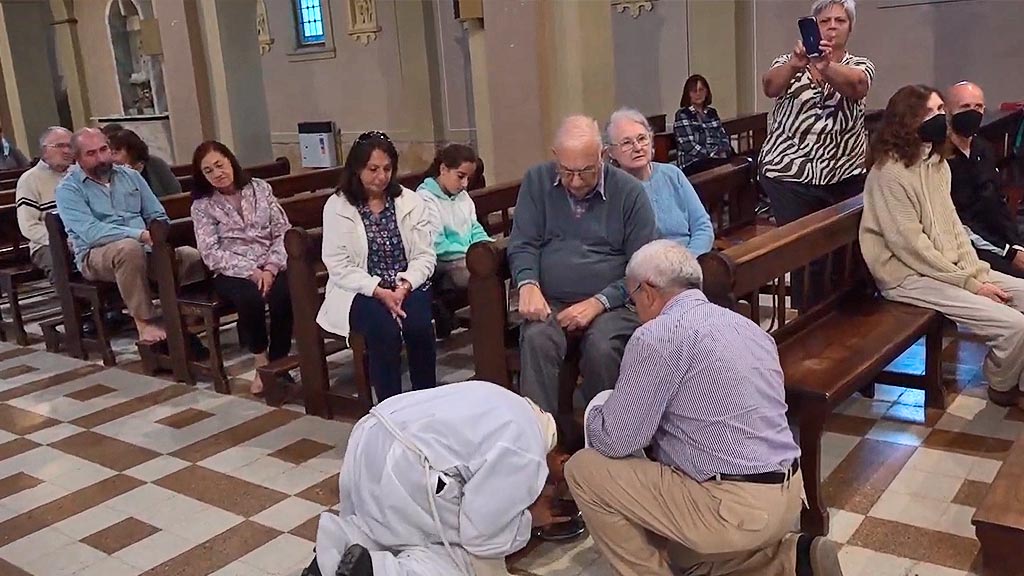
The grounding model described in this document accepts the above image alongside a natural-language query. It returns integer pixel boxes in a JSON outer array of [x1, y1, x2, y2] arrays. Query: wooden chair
[[699, 195, 945, 537]]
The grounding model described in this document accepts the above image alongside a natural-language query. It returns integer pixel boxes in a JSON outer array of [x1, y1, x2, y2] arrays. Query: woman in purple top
[[190, 141, 293, 395]]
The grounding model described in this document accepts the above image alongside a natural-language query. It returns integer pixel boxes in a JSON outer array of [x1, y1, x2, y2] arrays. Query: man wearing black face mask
[[946, 82, 1024, 277]]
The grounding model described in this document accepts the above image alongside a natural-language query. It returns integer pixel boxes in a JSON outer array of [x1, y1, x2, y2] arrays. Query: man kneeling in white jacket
[[304, 380, 578, 576]]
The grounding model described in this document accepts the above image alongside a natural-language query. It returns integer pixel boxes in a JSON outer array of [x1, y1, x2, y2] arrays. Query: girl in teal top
[[416, 144, 490, 336]]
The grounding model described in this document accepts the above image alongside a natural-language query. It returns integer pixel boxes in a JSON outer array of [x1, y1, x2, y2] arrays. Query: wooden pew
[[44, 212, 125, 365], [283, 226, 372, 417], [698, 194, 945, 537], [0, 204, 53, 345], [147, 189, 337, 392], [653, 112, 768, 165], [147, 169, 425, 392], [160, 166, 343, 220], [689, 156, 766, 249], [0, 164, 32, 181], [176, 156, 291, 194]]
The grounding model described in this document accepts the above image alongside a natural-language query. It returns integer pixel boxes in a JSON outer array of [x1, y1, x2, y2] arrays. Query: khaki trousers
[[80, 238, 203, 322], [883, 271, 1024, 392], [565, 448, 803, 576]]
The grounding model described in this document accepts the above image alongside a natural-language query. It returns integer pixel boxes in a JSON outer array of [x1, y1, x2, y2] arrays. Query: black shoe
[[186, 333, 210, 362], [82, 319, 97, 337], [104, 310, 129, 330], [301, 557, 324, 576], [336, 544, 372, 576], [534, 511, 586, 542]]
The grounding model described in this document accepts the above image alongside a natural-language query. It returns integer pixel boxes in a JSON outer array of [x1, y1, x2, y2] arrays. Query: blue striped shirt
[[586, 290, 800, 481]]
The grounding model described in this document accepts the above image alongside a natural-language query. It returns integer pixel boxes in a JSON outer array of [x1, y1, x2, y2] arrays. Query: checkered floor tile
[[0, 289, 1015, 575]]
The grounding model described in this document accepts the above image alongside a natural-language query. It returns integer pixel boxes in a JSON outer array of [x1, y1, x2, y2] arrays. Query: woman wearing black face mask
[[860, 84, 1024, 410], [944, 82, 1024, 278]]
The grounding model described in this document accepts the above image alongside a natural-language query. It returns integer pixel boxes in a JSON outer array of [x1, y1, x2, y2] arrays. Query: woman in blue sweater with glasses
[[605, 107, 714, 256]]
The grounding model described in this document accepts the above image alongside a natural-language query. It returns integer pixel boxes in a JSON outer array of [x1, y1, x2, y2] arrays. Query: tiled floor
[[0, 292, 1016, 574]]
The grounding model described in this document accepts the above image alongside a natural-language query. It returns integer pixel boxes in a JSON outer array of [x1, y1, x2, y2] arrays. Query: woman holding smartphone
[[759, 0, 874, 308]]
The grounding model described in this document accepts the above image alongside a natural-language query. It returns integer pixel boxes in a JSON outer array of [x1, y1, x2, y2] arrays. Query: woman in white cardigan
[[317, 131, 437, 401]]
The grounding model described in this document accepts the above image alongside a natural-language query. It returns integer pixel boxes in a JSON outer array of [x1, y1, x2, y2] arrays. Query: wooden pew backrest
[[177, 157, 291, 194], [469, 180, 521, 237], [689, 157, 756, 235], [699, 194, 866, 336]]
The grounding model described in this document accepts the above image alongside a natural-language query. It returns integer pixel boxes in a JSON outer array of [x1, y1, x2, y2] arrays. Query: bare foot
[[251, 353, 269, 395], [136, 321, 167, 343]]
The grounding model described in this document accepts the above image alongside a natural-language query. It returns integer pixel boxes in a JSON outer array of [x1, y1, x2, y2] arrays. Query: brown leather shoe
[[988, 387, 1018, 407]]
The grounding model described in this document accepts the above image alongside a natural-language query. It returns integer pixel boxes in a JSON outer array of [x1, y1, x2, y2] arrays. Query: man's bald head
[[947, 81, 985, 114], [71, 128, 113, 180], [551, 116, 604, 198], [553, 115, 603, 154]]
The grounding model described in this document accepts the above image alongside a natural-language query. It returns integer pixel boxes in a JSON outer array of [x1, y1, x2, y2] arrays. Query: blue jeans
[[350, 288, 437, 402]]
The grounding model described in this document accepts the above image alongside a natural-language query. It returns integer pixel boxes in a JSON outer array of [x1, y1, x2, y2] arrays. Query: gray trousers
[[519, 304, 640, 413], [30, 247, 54, 283]]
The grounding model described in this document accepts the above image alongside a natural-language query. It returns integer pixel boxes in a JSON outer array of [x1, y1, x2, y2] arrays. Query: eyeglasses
[[626, 283, 643, 308], [557, 166, 599, 181], [615, 133, 651, 152], [44, 143, 71, 150]]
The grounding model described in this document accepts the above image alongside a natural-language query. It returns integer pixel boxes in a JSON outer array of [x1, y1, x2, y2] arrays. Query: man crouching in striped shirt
[[564, 239, 842, 576]]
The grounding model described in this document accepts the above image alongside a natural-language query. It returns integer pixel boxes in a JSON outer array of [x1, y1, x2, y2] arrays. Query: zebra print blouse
[[758, 52, 875, 186]]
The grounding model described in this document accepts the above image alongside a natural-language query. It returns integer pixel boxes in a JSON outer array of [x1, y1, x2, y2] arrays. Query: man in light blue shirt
[[55, 128, 202, 343]]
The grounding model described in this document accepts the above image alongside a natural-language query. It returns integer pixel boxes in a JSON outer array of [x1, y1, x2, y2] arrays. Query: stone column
[[466, 0, 615, 182], [393, 0, 444, 168], [0, 0, 61, 150], [687, 0, 740, 118], [49, 0, 91, 130], [195, 0, 272, 164]]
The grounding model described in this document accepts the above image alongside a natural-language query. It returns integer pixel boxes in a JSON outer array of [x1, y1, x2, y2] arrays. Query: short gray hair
[[811, 0, 856, 27], [605, 107, 652, 146], [38, 126, 71, 151], [626, 239, 703, 293], [69, 127, 103, 158]]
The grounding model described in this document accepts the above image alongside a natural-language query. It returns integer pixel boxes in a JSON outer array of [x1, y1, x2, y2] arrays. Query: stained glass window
[[295, 0, 325, 45]]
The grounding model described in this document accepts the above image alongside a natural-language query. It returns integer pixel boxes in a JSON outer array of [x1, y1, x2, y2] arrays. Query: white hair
[[626, 239, 703, 294], [811, 0, 855, 27], [605, 107, 652, 145], [553, 115, 602, 151], [38, 126, 71, 151]]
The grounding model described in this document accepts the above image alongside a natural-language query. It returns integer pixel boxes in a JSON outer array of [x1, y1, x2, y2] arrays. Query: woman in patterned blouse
[[190, 141, 293, 395], [673, 74, 733, 176], [316, 131, 437, 402]]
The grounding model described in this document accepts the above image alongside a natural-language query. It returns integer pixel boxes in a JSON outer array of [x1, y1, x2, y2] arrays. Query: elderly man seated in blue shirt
[[565, 239, 842, 576], [55, 128, 203, 344], [508, 115, 657, 415]]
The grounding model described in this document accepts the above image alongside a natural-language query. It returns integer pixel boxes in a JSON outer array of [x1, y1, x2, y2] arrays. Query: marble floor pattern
[[0, 290, 1015, 575]]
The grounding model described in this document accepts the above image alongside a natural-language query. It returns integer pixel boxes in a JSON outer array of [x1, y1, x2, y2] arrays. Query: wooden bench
[[689, 156, 767, 250], [972, 431, 1024, 576], [148, 169, 425, 395], [44, 212, 125, 366], [653, 112, 768, 165], [698, 194, 945, 537], [283, 226, 372, 417], [0, 204, 54, 345], [176, 156, 291, 194]]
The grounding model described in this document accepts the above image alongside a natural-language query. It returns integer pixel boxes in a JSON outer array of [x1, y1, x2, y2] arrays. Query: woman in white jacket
[[317, 131, 437, 401]]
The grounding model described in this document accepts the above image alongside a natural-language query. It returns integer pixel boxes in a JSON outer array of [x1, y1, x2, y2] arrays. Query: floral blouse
[[358, 199, 408, 289], [191, 178, 291, 279]]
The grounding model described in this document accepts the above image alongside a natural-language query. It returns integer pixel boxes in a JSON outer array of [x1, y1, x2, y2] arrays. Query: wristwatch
[[397, 279, 412, 292]]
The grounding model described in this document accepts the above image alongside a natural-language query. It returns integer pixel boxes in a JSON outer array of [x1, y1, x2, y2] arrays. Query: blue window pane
[[295, 0, 325, 45]]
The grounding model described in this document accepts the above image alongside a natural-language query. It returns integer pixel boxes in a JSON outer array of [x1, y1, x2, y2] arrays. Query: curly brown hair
[[867, 84, 948, 169]]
